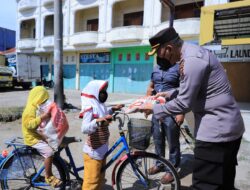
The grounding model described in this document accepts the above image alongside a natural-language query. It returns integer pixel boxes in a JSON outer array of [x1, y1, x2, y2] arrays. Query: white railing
[[106, 26, 145, 43], [18, 39, 37, 49], [70, 31, 98, 46], [19, 0, 37, 11], [42, 0, 53, 6], [41, 36, 54, 48], [155, 18, 200, 38]]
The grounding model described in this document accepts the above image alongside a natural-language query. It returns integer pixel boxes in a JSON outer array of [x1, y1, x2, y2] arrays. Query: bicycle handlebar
[[112, 111, 130, 131]]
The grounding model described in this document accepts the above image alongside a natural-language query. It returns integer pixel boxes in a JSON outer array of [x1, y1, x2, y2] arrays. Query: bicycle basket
[[127, 118, 152, 150]]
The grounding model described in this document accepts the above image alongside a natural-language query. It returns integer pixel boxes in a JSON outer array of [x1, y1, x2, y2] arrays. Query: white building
[[16, 0, 230, 92]]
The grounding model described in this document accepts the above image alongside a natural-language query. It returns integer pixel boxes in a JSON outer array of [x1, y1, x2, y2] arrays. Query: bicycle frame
[[1, 139, 82, 188], [101, 131, 148, 187]]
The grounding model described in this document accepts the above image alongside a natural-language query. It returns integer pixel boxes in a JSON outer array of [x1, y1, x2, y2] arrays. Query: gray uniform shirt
[[153, 42, 245, 142]]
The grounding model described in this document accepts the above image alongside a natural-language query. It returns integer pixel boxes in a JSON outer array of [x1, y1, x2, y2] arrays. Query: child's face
[[98, 90, 108, 103]]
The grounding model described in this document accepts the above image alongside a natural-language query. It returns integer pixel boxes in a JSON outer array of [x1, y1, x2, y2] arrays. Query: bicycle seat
[[60, 136, 82, 147]]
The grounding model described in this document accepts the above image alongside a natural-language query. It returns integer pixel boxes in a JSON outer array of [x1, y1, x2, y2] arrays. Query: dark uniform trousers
[[191, 137, 242, 190]]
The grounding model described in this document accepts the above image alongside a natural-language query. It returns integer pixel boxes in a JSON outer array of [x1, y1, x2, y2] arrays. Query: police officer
[[146, 57, 184, 184], [141, 27, 245, 190]]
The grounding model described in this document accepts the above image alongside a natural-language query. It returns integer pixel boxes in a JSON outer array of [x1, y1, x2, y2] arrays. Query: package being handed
[[37, 100, 69, 150], [125, 96, 166, 114]]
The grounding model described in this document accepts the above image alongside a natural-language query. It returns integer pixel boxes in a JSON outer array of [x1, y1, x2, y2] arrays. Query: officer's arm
[[146, 81, 154, 96], [153, 57, 208, 119]]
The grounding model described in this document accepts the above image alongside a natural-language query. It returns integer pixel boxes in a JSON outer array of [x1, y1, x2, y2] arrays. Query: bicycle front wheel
[[116, 152, 180, 190], [0, 148, 66, 190]]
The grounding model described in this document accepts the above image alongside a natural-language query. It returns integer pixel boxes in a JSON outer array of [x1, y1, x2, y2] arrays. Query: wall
[[222, 62, 250, 102], [111, 46, 153, 94]]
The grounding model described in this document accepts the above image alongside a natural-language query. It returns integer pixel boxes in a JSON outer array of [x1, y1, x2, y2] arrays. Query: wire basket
[[127, 118, 152, 150]]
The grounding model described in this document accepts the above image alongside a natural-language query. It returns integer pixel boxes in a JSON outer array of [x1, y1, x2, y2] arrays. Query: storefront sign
[[80, 52, 110, 63], [203, 45, 250, 62]]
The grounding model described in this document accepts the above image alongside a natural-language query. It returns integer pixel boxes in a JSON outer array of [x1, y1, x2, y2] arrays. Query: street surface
[[0, 88, 249, 189]]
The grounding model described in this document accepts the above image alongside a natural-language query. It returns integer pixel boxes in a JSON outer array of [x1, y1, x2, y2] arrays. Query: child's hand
[[41, 112, 51, 121], [96, 115, 112, 123], [112, 104, 125, 111]]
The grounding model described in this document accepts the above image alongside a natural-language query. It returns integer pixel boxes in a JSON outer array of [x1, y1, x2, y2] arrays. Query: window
[[127, 53, 131, 61], [175, 2, 203, 19], [118, 54, 123, 61], [44, 15, 54, 36], [136, 53, 140, 61], [124, 11, 143, 26], [145, 53, 149, 61], [87, 19, 98, 31], [71, 56, 75, 62]]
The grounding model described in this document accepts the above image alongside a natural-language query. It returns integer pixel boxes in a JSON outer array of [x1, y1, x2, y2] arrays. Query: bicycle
[[0, 136, 83, 190], [0, 111, 181, 190]]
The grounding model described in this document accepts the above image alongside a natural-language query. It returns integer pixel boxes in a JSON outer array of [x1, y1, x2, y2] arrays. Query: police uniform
[[151, 62, 180, 169], [149, 27, 245, 190]]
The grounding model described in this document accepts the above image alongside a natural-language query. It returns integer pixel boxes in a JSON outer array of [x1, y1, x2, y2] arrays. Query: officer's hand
[[175, 114, 184, 126], [155, 92, 168, 98], [139, 103, 153, 118]]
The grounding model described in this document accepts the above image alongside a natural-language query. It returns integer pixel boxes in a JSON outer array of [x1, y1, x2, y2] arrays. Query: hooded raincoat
[[80, 80, 112, 160], [22, 86, 49, 146]]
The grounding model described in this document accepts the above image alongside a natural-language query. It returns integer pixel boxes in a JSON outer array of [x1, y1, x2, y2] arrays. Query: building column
[[76, 52, 80, 90], [153, 0, 162, 26], [48, 54, 53, 81], [35, 17, 40, 48], [106, 2, 113, 31], [70, 10, 75, 36], [98, 0, 108, 43]]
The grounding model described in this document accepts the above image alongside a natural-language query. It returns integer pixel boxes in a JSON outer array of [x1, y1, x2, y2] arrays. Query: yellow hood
[[22, 86, 49, 146]]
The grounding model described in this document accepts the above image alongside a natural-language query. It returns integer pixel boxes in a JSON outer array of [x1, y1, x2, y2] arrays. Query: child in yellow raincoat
[[22, 86, 62, 188]]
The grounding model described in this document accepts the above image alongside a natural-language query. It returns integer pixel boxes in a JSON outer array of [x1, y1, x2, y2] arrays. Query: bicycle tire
[[116, 152, 180, 190], [0, 148, 67, 190]]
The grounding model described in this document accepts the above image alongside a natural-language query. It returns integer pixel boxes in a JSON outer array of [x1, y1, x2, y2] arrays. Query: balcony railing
[[19, 0, 37, 12], [156, 18, 200, 38], [43, 0, 53, 6], [41, 36, 54, 48], [70, 32, 98, 46], [106, 26, 145, 43], [18, 39, 37, 49]]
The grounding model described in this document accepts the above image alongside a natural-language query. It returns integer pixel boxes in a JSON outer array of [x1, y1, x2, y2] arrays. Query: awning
[[200, 1, 250, 46]]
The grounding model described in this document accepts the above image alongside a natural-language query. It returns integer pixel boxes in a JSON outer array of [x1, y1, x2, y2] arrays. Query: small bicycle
[[0, 112, 181, 190]]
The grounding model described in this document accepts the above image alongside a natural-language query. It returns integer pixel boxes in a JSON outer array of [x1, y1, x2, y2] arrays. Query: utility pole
[[160, 0, 175, 27], [54, 0, 64, 109]]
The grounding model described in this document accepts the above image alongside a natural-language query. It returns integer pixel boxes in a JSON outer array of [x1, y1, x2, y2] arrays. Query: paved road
[[0, 88, 249, 189]]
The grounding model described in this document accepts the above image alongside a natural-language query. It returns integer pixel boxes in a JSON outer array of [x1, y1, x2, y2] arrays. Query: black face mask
[[99, 90, 108, 103], [157, 57, 171, 70]]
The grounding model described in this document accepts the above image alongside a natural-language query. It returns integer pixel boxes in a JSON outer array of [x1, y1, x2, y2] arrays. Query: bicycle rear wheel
[[0, 148, 66, 190], [116, 152, 180, 190]]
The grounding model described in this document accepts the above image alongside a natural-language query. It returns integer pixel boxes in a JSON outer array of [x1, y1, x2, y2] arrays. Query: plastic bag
[[125, 96, 166, 114], [37, 102, 69, 150]]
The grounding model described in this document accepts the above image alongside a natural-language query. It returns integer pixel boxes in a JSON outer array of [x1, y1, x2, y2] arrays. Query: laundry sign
[[203, 45, 250, 62]]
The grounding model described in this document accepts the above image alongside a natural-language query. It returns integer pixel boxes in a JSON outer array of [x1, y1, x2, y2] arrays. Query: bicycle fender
[[111, 154, 128, 187], [111, 151, 146, 187]]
